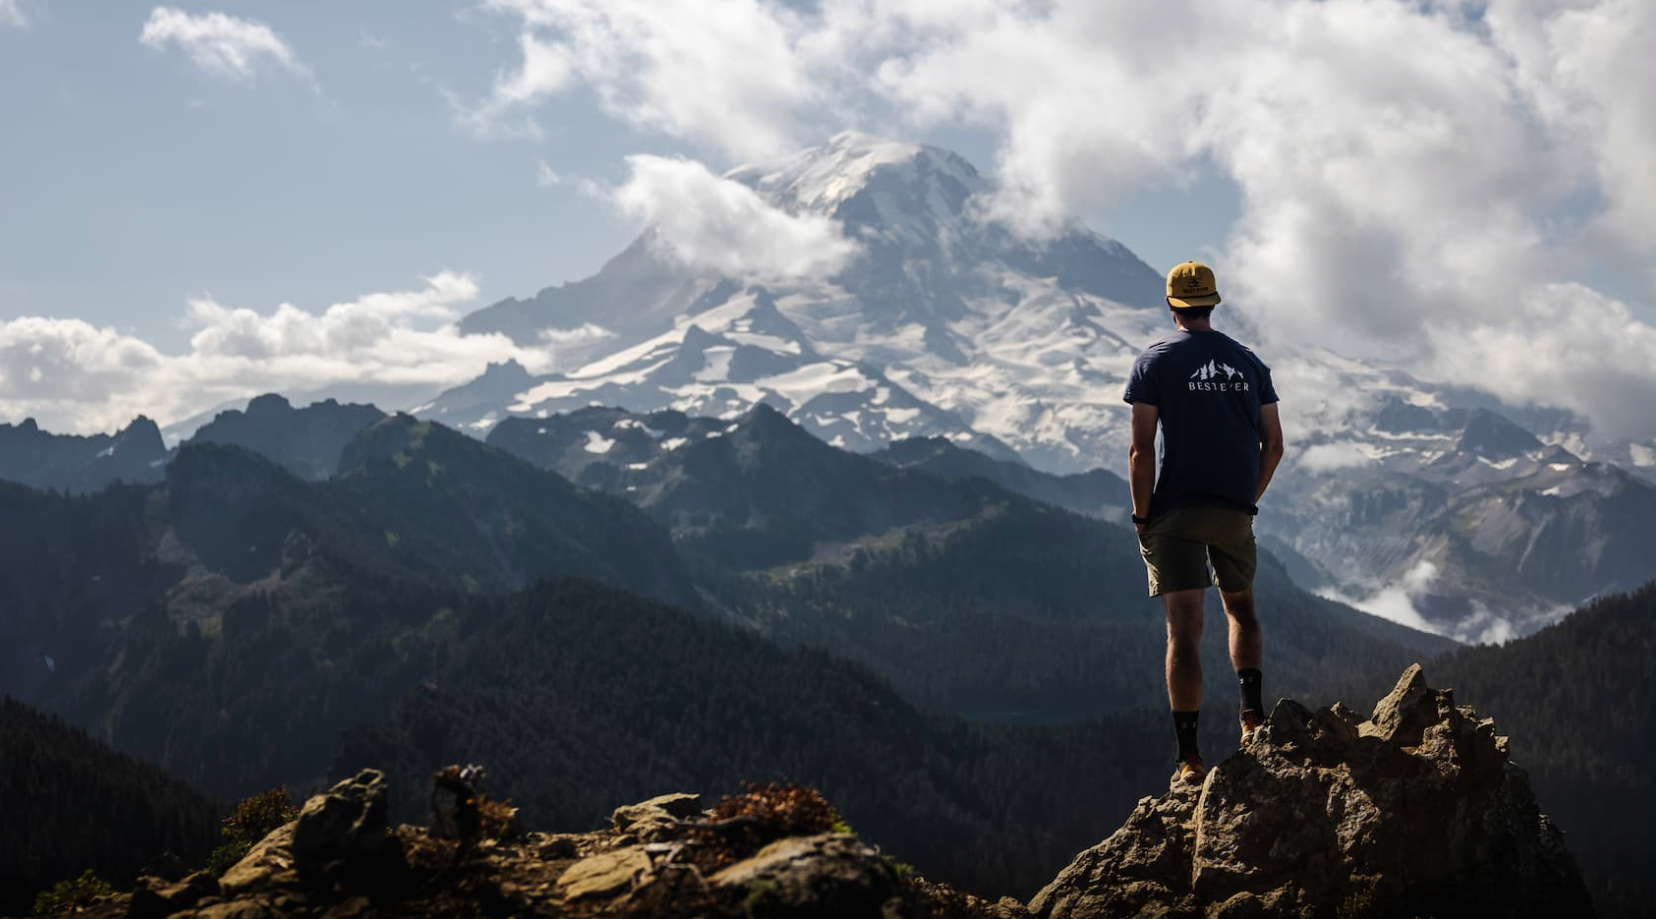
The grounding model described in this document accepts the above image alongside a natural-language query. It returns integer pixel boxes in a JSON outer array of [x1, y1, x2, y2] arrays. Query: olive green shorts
[[1137, 506, 1258, 597]]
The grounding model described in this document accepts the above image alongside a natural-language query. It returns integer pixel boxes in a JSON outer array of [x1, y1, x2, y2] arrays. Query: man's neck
[[1174, 317, 1214, 333]]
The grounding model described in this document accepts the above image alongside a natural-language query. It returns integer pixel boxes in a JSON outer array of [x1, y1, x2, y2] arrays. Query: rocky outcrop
[[1029, 665, 1592, 919], [107, 776, 1007, 919]]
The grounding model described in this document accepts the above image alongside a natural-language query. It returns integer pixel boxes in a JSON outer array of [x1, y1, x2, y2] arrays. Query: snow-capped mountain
[[432, 131, 1656, 642], [445, 131, 1167, 470]]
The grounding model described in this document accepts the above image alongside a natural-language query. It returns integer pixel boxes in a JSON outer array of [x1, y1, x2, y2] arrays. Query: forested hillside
[[1433, 582, 1656, 919], [335, 578, 1255, 900], [0, 698, 222, 915]]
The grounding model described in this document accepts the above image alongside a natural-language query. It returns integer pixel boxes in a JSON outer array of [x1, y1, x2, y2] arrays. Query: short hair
[[1170, 303, 1214, 322]]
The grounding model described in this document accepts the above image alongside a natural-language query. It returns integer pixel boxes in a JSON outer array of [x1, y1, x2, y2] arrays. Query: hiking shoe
[[1173, 754, 1206, 786], [1240, 709, 1263, 747]]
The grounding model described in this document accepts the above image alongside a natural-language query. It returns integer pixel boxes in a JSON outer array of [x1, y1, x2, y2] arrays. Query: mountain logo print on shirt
[[1191, 360, 1240, 382], [1189, 360, 1250, 392]]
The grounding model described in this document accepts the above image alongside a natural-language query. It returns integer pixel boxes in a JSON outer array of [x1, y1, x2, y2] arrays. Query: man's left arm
[[1130, 402, 1159, 534], [1255, 402, 1285, 504]]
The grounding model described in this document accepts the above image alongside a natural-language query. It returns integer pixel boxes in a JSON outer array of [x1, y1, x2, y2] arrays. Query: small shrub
[[33, 869, 116, 915], [1338, 884, 1380, 919], [884, 856, 916, 880], [224, 787, 301, 843], [743, 879, 782, 914], [206, 787, 300, 876], [688, 783, 846, 872], [707, 782, 842, 838], [204, 839, 252, 877], [477, 796, 520, 840]]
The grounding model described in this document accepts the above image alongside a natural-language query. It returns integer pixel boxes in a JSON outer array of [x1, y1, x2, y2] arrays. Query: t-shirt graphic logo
[[1190, 360, 1240, 382]]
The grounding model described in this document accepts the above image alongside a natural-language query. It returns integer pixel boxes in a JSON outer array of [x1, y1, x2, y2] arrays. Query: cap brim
[[1167, 294, 1222, 308]]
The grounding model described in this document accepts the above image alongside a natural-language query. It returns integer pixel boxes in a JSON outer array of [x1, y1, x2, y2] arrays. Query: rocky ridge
[[97, 777, 1017, 919], [62, 667, 1587, 919]]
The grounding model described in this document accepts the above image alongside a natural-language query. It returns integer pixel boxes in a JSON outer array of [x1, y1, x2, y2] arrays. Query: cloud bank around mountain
[[608, 154, 861, 281], [472, 0, 1656, 443], [139, 6, 316, 88], [0, 273, 558, 435]]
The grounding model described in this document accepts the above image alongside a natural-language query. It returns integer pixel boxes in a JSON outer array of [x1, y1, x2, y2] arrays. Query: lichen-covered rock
[[216, 824, 299, 896], [556, 846, 652, 900], [1028, 665, 1592, 919]]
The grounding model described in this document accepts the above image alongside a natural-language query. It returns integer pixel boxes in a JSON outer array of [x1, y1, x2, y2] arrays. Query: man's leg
[[1219, 587, 1261, 672], [1220, 587, 1266, 737], [1164, 588, 1205, 766]]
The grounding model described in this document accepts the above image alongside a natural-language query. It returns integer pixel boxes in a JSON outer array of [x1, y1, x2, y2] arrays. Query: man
[[1123, 261, 1285, 785]]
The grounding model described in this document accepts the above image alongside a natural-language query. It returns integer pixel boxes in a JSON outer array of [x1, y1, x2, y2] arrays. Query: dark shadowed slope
[[186, 393, 385, 480], [1433, 581, 1656, 919], [0, 416, 168, 494], [0, 697, 222, 915], [871, 435, 1129, 520]]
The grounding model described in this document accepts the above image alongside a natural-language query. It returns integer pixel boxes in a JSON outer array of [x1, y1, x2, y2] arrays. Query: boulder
[[557, 846, 652, 900], [708, 833, 900, 918], [290, 770, 389, 870], [611, 792, 703, 844], [128, 871, 221, 919], [217, 825, 299, 896], [1028, 667, 1592, 919]]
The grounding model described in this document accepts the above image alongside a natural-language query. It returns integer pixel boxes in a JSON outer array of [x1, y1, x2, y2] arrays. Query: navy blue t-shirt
[[1122, 329, 1279, 515]]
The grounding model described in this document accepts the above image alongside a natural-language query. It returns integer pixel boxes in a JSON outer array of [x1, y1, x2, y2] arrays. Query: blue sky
[[0, 2, 1234, 352], [2, 0, 1655, 440], [1, 2, 639, 349]]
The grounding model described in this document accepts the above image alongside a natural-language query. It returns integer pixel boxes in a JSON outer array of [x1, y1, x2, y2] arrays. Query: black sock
[[1172, 710, 1201, 760], [1238, 668, 1264, 718]]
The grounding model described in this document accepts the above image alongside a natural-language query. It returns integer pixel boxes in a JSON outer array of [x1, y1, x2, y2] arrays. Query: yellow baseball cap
[[1166, 261, 1222, 308]]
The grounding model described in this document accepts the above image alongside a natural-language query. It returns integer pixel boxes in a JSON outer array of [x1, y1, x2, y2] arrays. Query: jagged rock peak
[[245, 393, 295, 415], [1030, 664, 1591, 919]]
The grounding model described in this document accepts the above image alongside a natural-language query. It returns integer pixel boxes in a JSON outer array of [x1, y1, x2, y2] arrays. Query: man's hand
[[1255, 403, 1285, 504]]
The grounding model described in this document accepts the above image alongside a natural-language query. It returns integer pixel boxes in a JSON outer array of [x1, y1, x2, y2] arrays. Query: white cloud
[[0, 273, 559, 435], [139, 7, 315, 88], [1298, 442, 1374, 475], [1318, 560, 1442, 638], [535, 158, 562, 187], [0, 0, 28, 29], [1423, 282, 1656, 441], [470, 0, 826, 157], [608, 154, 861, 281], [537, 323, 613, 346]]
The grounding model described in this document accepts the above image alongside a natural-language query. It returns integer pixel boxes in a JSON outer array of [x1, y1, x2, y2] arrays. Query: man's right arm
[[1129, 402, 1159, 534], [1255, 402, 1285, 504]]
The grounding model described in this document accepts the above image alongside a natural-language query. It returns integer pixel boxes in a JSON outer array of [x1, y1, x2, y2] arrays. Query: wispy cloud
[[0, 273, 559, 435], [139, 6, 316, 89], [535, 158, 562, 187], [607, 154, 860, 282], [0, 0, 28, 30]]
